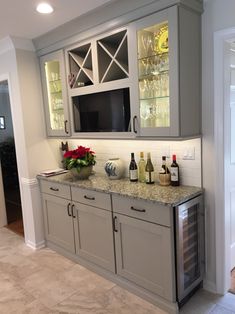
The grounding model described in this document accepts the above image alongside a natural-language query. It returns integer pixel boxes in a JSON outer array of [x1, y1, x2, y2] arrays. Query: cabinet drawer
[[40, 180, 71, 199], [71, 187, 111, 211], [112, 195, 171, 227]]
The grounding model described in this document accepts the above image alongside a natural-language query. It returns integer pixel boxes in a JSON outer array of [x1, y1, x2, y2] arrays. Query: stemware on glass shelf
[[138, 22, 170, 129]]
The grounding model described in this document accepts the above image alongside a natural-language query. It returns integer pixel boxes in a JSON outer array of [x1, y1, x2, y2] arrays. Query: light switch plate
[[182, 147, 195, 160]]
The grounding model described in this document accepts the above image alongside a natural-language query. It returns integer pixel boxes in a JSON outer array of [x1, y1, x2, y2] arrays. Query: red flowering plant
[[63, 146, 96, 172]]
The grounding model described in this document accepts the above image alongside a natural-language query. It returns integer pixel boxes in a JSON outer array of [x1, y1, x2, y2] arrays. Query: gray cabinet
[[40, 4, 201, 138], [129, 5, 201, 137], [71, 186, 115, 272], [40, 50, 70, 137], [73, 202, 115, 272], [113, 196, 175, 301], [41, 180, 115, 272], [42, 193, 75, 253], [114, 214, 174, 300], [39, 177, 203, 312]]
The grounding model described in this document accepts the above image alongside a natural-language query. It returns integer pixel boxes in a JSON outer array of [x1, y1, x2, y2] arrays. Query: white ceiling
[[0, 0, 114, 41]]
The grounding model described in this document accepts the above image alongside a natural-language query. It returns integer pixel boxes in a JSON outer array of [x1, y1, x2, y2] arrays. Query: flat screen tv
[[72, 88, 131, 132]]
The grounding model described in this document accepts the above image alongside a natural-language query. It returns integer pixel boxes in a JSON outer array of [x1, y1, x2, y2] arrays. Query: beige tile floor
[[0, 227, 235, 314]]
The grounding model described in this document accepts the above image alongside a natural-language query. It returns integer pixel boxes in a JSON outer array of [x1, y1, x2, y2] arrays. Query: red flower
[[63, 146, 95, 159], [63, 150, 73, 158]]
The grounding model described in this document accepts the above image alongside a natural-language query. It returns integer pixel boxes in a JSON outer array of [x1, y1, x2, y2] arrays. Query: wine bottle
[[159, 156, 170, 174], [129, 153, 138, 182], [145, 152, 154, 184], [138, 152, 146, 183], [170, 154, 179, 186]]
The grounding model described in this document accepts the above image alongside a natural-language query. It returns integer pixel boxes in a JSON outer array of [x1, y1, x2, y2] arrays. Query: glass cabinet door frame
[[129, 6, 179, 137], [40, 50, 71, 137]]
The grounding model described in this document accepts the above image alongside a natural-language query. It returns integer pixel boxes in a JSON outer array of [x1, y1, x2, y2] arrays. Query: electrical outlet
[[182, 147, 195, 160]]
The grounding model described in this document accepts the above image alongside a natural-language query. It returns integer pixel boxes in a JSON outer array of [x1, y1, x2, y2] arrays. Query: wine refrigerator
[[175, 195, 205, 306]]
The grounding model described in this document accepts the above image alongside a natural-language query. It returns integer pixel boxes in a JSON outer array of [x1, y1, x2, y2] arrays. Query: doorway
[[0, 80, 24, 237], [227, 40, 235, 294], [214, 28, 235, 296]]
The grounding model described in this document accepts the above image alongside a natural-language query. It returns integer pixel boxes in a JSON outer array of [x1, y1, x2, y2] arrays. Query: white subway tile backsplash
[[49, 137, 201, 187]]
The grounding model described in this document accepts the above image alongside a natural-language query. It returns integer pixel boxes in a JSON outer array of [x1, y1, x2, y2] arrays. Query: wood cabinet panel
[[42, 194, 75, 253], [71, 187, 111, 211], [114, 213, 174, 301], [73, 202, 115, 272], [112, 194, 171, 227], [40, 180, 71, 199]]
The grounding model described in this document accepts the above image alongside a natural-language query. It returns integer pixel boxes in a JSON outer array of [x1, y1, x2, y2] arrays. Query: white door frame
[[0, 73, 25, 229], [0, 73, 16, 227], [214, 27, 235, 294]]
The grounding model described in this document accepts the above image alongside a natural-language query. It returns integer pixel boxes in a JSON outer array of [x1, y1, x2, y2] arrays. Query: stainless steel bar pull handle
[[130, 206, 146, 213], [133, 115, 137, 134], [113, 216, 118, 232], [84, 195, 95, 201], [50, 187, 59, 191], [64, 120, 69, 134], [67, 203, 71, 216]]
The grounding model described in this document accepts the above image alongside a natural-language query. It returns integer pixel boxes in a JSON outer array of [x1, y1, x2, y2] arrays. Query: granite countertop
[[38, 172, 203, 207]]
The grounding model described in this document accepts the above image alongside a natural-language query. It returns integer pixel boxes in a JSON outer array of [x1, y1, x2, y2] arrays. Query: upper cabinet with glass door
[[130, 5, 201, 137], [40, 50, 70, 137]]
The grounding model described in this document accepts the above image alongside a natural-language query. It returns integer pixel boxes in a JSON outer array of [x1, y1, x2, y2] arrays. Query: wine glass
[[140, 103, 148, 127], [146, 35, 154, 56], [141, 34, 148, 57]]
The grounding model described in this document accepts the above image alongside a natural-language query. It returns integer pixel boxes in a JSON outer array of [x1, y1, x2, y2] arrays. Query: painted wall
[[49, 138, 202, 187], [14, 49, 61, 176], [202, 0, 235, 291], [0, 39, 60, 246]]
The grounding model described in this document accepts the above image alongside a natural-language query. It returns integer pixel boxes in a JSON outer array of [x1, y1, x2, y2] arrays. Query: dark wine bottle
[[145, 152, 154, 184], [129, 153, 138, 182], [159, 156, 170, 174], [170, 154, 179, 186]]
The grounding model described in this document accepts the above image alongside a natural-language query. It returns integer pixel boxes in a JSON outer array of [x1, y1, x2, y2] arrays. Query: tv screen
[[72, 88, 131, 132]]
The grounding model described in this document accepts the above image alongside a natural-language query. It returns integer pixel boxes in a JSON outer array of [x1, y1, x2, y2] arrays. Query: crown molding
[[0, 36, 35, 56]]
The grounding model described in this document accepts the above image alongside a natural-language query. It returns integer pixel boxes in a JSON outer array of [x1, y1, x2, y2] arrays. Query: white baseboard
[[20, 177, 45, 249], [231, 243, 235, 269], [203, 279, 217, 294], [26, 239, 46, 250]]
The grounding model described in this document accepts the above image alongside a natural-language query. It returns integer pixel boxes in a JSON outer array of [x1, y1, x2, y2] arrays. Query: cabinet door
[[42, 194, 75, 253], [114, 214, 174, 301], [73, 202, 115, 273], [129, 6, 179, 137], [40, 50, 70, 137]]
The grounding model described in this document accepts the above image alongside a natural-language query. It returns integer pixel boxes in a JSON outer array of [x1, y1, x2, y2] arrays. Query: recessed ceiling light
[[36, 3, 54, 14]]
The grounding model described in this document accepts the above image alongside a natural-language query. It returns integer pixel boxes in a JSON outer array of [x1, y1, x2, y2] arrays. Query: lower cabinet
[[73, 202, 115, 273], [42, 188, 115, 273], [113, 213, 174, 301], [40, 178, 203, 312], [42, 194, 75, 253]]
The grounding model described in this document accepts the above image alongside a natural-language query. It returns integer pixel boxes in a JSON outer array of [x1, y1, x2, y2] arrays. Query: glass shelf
[[137, 21, 169, 129], [138, 51, 168, 61], [139, 70, 169, 81], [49, 79, 61, 83], [140, 95, 169, 101], [45, 60, 65, 131], [50, 91, 62, 95]]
